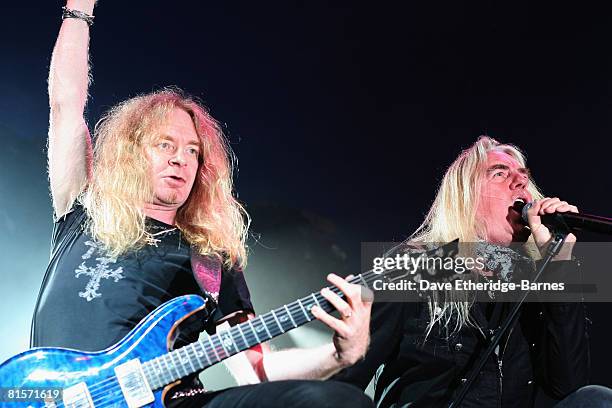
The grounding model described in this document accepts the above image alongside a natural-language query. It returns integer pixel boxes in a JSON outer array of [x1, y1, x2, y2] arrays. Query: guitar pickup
[[62, 382, 94, 408], [114, 359, 155, 408]]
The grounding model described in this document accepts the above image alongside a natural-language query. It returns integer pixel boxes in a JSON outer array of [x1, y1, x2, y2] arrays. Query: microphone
[[512, 200, 612, 235]]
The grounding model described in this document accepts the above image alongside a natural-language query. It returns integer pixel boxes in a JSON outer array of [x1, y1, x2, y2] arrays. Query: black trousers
[[167, 380, 373, 408]]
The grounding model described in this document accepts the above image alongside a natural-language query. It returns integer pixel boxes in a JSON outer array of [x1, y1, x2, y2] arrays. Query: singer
[[332, 137, 612, 407]]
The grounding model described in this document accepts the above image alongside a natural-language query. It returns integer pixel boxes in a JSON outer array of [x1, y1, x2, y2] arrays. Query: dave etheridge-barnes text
[[373, 279, 565, 292]]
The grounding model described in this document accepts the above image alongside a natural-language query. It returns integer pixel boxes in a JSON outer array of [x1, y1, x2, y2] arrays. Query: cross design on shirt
[[74, 241, 125, 301]]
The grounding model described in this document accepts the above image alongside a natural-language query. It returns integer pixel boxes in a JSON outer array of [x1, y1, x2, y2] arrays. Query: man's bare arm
[[48, 0, 96, 218], [228, 274, 372, 383]]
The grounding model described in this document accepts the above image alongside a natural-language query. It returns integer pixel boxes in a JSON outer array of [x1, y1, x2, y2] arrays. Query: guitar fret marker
[[183, 346, 196, 373], [154, 358, 166, 384], [297, 299, 311, 321], [221, 332, 238, 353], [190, 342, 204, 368], [206, 336, 221, 361], [259, 317, 272, 338], [230, 328, 242, 352], [284, 305, 297, 327], [248, 319, 262, 343], [216, 334, 230, 356], [237, 323, 249, 346], [271, 310, 285, 333]]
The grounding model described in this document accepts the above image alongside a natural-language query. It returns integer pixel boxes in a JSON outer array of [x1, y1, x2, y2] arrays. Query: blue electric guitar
[[0, 286, 359, 408], [0, 242, 459, 407]]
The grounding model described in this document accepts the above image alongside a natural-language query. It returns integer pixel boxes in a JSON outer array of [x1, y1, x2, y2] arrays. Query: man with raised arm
[[31, 1, 373, 406]]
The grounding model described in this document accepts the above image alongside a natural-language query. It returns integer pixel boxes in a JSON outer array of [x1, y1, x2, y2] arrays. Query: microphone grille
[[521, 201, 533, 223]]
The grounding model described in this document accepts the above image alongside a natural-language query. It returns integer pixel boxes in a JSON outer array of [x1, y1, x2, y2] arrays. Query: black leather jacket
[[332, 260, 590, 407]]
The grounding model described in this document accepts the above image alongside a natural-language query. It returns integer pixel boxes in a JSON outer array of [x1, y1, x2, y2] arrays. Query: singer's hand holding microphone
[[523, 197, 578, 260]]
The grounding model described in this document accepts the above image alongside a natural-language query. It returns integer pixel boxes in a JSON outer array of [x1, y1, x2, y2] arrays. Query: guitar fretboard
[[141, 272, 377, 389]]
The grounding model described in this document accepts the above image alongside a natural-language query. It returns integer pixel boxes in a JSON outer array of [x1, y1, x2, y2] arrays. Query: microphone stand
[[448, 228, 570, 408]]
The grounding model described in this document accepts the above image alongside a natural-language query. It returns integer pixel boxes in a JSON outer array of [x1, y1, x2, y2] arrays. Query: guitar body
[[0, 295, 211, 408]]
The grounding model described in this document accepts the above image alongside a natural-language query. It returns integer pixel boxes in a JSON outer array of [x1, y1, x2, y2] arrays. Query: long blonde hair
[[81, 88, 249, 267], [410, 136, 543, 337]]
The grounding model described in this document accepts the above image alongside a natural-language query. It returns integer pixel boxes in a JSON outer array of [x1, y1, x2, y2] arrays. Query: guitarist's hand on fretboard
[[311, 273, 374, 367]]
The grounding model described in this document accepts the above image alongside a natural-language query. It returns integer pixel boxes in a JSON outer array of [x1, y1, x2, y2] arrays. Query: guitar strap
[[160, 251, 226, 403], [190, 251, 223, 303]]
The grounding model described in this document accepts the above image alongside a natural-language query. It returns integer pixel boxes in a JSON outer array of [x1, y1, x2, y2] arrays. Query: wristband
[[61, 6, 95, 26]]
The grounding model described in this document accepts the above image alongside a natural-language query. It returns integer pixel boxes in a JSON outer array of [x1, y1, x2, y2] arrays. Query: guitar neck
[[142, 271, 379, 389]]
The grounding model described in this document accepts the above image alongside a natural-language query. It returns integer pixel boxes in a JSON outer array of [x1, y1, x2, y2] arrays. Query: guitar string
[[53, 273, 381, 406]]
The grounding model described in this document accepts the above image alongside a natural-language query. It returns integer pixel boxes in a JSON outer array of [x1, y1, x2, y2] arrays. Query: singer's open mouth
[[511, 198, 526, 214]]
